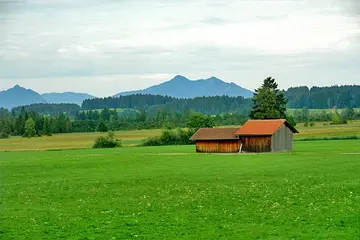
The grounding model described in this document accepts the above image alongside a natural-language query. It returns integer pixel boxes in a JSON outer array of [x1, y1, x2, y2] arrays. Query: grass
[[0, 129, 163, 151], [1, 140, 360, 239], [296, 135, 359, 141], [294, 120, 360, 139]]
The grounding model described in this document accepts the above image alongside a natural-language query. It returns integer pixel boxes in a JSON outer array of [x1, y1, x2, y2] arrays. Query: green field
[[287, 108, 360, 115], [1, 140, 360, 239]]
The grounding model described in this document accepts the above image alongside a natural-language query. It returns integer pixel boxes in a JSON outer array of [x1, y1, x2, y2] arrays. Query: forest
[[82, 94, 252, 115], [81, 85, 360, 113], [284, 85, 360, 109], [0, 107, 249, 138], [11, 103, 80, 116]]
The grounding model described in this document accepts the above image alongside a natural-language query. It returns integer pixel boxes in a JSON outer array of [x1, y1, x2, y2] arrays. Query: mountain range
[[0, 76, 253, 109], [114, 75, 254, 98], [41, 92, 95, 105], [0, 85, 47, 110], [0, 86, 95, 109]]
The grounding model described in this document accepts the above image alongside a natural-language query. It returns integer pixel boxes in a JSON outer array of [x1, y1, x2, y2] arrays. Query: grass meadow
[[0, 121, 360, 239], [0, 129, 163, 152], [1, 141, 360, 239]]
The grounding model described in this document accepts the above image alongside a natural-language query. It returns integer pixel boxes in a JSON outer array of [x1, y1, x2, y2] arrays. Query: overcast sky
[[0, 0, 359, 96]]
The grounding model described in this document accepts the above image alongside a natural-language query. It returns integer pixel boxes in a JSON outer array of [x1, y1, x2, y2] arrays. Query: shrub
[[331, 111, 347, 125], [141, 129, 195, 147], [304, 122, 309, 127], [176, 128, 195, 145], [93, 131, 122, 149], [0, 132, 9, 139], [309, 122, 315, 127]]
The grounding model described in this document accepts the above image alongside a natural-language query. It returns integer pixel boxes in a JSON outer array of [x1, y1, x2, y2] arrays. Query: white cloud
[[0, 74, 173, 96], [58, 45, 98, 54], [0, 0, 359, 95]]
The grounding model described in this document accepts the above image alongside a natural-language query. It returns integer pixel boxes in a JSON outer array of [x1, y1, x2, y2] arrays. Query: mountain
[[0, 85, 47, 109], [114, 75, 254, 98], [41, 92, 96, 105]]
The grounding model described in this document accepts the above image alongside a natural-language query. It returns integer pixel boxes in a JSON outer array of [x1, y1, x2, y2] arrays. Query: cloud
[[0, 0, 359, 95]]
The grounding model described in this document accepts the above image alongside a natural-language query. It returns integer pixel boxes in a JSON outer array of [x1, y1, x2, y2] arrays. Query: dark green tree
[[286, 115, 297, 127], [186, 112, 215, 132], [97, 121, 108, 132], [342, 107, 355, 120], [24, 118, 36, 138], [301, 107, 309, 122], [250, 77, 287, 119], [101, 108, 112, 121], [43, 117, 52, 136]]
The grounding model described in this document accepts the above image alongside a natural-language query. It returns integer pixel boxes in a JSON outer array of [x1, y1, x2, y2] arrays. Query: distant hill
[[0, 85, 47, 109], [114, 75, 254, 98], [42, 92, 96, 105]]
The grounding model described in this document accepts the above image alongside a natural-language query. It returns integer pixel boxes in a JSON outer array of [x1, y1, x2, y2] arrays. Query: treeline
[[82, 95, 176, 110], [290, 107, 360, 123], [284, 85, 360, 109], [11, 103, 80, 116], [81, 85, 360, 112], [0, 107, 72, 138], [1, 105, 360, 139], [72, 109, 248, 132], [0, 107, 249, 138], [82, 95, 252, 115], [0, 108, 9, 116]]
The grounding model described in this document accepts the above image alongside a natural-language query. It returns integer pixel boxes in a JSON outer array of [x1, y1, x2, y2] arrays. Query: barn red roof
[[190, 128, 240, 141], [235, 119, 298, 136]]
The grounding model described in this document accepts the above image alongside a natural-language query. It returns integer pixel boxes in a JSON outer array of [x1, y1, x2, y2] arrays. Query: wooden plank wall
[[196, 140, 241, 153], [240, 136, 272, 153], [271, 124, 293, 152]]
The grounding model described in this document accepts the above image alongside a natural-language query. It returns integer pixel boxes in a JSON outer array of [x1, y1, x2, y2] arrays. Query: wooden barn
[[190, 128, 241, 153], [235, 119, 299, 153]]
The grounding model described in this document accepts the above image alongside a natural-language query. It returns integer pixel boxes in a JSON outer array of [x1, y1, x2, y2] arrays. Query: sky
[[0, 0, 359, 97]]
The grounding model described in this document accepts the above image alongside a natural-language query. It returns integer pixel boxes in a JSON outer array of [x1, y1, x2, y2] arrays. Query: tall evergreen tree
[[43, 117, 52, 136], [97, 121, 108, 132], [24, 118, 36, 138], [250, 77, 287, 119]]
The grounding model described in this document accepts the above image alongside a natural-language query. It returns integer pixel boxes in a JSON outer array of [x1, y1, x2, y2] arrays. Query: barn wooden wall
[[240, 136, 272, 153], [271, 125, 293, 152], [196, 140, 241, 153]]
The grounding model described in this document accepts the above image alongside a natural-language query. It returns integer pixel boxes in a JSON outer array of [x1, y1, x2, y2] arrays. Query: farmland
[[0, 120, 359, 152], [1, 140, 360, 239], [0, 129, 163, 152], [1, 121, 360, 239]]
